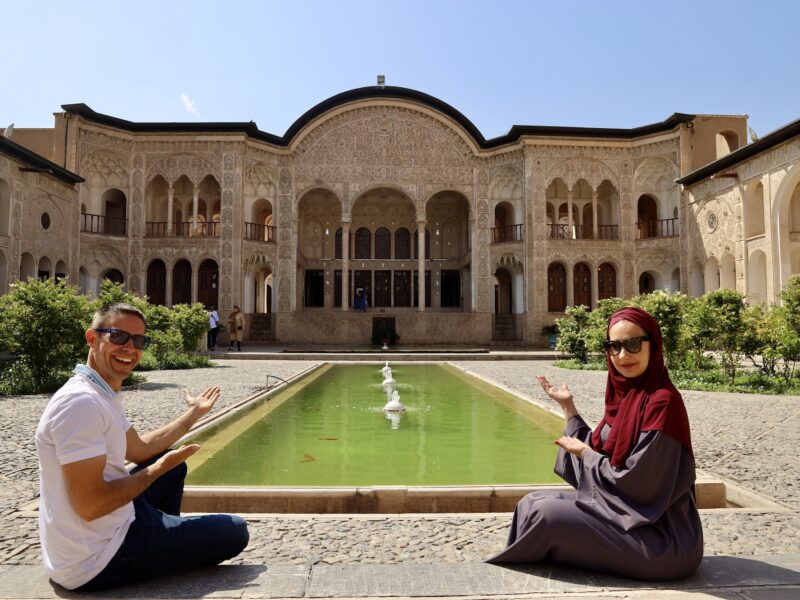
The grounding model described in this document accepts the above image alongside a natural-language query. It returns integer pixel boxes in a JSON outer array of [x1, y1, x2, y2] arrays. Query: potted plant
[[541, 323, 559, 349]]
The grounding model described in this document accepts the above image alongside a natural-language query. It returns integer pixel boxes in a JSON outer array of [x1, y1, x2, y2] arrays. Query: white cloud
[[180, 93, 199, 117]]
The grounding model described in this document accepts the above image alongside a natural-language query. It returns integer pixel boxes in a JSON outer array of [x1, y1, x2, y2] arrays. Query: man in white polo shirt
[[35, 303, 249, 590]]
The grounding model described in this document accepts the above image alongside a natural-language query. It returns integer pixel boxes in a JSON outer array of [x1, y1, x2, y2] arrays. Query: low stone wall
[[275, 312, 493, 345]]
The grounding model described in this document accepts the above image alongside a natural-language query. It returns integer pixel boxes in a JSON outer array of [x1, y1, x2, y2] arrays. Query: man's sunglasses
[[93, 328, 151, 350], [602, 335, 650, 356]]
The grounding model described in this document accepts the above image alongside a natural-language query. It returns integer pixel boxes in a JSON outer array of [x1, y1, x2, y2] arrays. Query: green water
[[185, 364, 564, 486]]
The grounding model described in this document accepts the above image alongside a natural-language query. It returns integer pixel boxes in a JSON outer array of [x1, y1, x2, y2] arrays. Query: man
[[207, 305, 220, 350], [35, 303, 249, 591]]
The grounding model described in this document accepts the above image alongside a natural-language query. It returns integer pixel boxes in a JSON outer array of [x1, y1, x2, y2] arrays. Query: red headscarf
[[590, 307, 693, 468]]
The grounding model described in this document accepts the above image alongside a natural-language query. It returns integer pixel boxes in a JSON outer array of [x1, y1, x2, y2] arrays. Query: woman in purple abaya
[[489, 307, 703, 581]]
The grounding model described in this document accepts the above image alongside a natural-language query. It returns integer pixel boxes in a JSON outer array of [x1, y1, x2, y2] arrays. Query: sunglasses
[[602, 335, 650, 356], [93, 328, 151, 350]]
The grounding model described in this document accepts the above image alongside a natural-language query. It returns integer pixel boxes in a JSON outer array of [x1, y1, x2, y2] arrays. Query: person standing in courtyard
[[35, 303, 249, 591], [207, 305, 220, 351], [489, 307, 703, 580], [227, 305, 244, 351]]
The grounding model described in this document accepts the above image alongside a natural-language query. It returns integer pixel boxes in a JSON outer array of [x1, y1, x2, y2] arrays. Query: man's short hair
[[91, 303, 147, 330]]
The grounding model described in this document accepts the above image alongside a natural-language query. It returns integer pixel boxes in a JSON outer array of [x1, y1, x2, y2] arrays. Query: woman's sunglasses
[[93, 328, 151, 350], [602, 335, 650, 356]]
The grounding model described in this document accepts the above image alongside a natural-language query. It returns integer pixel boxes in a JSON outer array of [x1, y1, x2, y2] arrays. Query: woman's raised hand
[[536, 375, 578, 419]]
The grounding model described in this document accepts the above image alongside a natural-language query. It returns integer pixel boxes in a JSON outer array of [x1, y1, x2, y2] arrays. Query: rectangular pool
[[185, 364, 563, 487]]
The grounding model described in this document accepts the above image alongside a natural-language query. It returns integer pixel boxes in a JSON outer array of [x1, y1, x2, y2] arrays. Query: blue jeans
[[77, 454, 249, 591]]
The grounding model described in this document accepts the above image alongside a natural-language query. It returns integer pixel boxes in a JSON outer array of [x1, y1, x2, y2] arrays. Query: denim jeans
[[77, 454, 249, 591]]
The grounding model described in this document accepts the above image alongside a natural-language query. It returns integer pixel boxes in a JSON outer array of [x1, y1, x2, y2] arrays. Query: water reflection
[[384, 410, 403, 430]]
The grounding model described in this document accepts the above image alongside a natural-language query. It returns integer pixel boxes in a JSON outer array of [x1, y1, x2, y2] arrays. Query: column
[[341, 220, 350, 311], [243, 274, 254, 313], [165, 268, 173, 306], [567, 189, 574, 239], [566, 264, 575, 308], [192, 186, 199, 235], [417, 219, 426, 311], [591, 263, 599, 309], [191, 263, 199, 304], [592, 190, 599, 239], [167, 184, 174, 234]]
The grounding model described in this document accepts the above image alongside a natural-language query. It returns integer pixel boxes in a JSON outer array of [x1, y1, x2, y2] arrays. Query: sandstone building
[[1, 86, 799, 345]]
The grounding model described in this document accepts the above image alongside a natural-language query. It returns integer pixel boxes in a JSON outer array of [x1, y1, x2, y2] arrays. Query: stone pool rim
[[177, 361, 791, 515]]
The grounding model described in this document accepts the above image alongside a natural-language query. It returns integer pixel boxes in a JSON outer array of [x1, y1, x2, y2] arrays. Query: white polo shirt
[[35, 366, 135, 590]]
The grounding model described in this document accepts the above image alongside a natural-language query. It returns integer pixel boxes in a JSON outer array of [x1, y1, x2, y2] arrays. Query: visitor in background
[[35, 303, 248, 591], [489, 307, 702, 580], [355, 289, 367, 312], [228, 305, 244, 351], [207, 305, 220, 351]]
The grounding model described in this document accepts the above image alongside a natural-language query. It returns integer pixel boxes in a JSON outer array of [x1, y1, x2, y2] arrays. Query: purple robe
[[489, 415, 703, 581]]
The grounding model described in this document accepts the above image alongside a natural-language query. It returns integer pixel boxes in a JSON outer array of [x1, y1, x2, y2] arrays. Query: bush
[[0, 278, 93, 390], [634, 290, 687, 367], [171, 303, 210, 353], [556, 305, 592, 363]]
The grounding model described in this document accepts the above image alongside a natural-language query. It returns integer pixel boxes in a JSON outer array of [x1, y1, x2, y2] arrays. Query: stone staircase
[[248, 313, 274, 342], [492, 314, 519, 342]]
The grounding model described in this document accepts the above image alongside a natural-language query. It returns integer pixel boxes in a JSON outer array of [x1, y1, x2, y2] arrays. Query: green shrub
[[171, 303, 210, 353], [556, 305, 592, 363], [0, 278, 93, 390], [634, 290, 687, 367]]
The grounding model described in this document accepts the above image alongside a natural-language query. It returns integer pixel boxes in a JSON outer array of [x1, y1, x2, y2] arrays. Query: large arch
[[573, 262, 592, 308], [744, 180, 766, 238], [146, 259, 167, 305], [704, 257, 720, 293], [748, 250, 768, 304], [720, 254, 736, 290], [101, 188, 127, 235], [198, 258, 219, 309], [38, 256, 52, 280], [172, 259, 192, 305], [547, 262, 567, 312], [598, 262, 617, 300], [298, 187, 342, 260], [20, 252, 35, 282]]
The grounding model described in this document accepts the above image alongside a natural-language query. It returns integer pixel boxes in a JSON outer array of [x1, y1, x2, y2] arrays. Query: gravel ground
[[1, 358, 798, 567]]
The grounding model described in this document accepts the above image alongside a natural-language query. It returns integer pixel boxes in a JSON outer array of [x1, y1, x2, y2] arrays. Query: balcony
[[637, 218, 679, 239], [244, 222, 277, 242], [144, 221, 220, 237], [548, 224, 619, 240], [80, 213, 127, 236], [491, 224, 523, 244]]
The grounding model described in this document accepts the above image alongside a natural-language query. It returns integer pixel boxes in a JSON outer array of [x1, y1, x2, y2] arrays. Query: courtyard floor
[[0, 358, 798, 598]]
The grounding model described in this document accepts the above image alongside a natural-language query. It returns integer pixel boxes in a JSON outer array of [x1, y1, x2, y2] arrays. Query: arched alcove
[[547, 263, 567, 312], [748, 250, 768, 304], [146, 259, 167, 305]]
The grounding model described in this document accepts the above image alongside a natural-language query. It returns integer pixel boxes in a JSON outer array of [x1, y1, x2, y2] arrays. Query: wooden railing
[[491, 224, 524, 244], [144, 221, 218, 237], [80, 213, 127, 236], [637, 218, 679, 239], [548, 224, 619, 240], [244, 222, 277, 242]]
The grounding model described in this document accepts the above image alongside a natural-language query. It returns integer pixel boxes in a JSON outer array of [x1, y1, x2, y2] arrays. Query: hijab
[[590, 307, 693, 468]]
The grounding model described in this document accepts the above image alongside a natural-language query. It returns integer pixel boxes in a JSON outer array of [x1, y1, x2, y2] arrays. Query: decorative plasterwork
[[545, 157, 619, 188], [147, 153, 220, 185]]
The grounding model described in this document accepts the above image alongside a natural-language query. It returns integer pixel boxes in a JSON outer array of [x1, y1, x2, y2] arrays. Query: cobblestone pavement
[[1, 359, 798, 567]]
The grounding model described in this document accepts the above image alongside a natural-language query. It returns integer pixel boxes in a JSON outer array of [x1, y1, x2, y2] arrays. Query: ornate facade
[[2, 86, 798, 345]]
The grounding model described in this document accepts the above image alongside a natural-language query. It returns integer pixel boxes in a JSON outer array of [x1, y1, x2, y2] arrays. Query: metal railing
[[637, 218, 679, 239], [491, 224, 524, 244], [80, 213, 128, 236], [244, 222, 277, 242]]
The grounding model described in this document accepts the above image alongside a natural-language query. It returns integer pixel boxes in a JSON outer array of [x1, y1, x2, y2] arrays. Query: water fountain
[[381, 363, 406, 425]]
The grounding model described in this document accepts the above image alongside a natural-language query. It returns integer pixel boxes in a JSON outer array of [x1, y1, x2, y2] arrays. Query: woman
[[227, 305, 245, 352], [489, 307, 703, 580]]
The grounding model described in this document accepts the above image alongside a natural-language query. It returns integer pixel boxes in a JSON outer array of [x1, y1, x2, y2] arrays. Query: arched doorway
[[102, 269, 125, 286], [172, 259, 192, 305], [548, 263, 567, 312], [146, 259, 167, 305], [38, 256, 53, 281], [748, 250, 767, 304], [573, 263, 591, 308], [598, 263, 617, 300], [638, 271, 656, 295], [198, 259, 219, 309], [637, 195, 659, 238], [0, 249, 7, 295], [20, 253, 35, 281], [102, 189, 127, 235]]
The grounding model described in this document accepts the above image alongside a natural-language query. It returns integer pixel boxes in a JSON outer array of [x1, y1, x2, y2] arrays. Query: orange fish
[[319, 437, 338, 441], [301, 454, 316, 462]]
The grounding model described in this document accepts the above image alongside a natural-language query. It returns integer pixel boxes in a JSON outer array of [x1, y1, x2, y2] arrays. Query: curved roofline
[[63, 87, 695, 149]]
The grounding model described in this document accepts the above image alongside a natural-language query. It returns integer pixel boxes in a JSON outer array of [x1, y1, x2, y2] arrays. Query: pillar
[[417, 219, 426, 311], [341, 220, 350, 311]]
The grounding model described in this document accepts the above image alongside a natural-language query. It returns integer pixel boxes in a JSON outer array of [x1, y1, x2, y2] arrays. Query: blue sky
[[3, 0, 798, 140]]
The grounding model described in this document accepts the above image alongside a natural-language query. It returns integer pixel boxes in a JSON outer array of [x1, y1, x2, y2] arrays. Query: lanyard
[[74, 364, 117, 397]]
